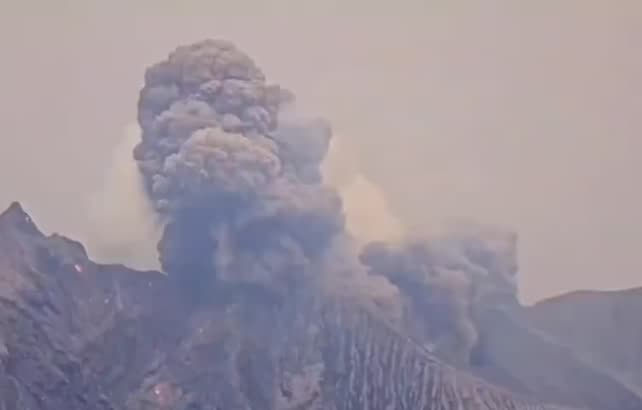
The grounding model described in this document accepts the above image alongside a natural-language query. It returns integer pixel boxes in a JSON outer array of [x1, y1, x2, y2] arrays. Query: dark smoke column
[[134, 40, 344, 295], [359, 226, 519, 365]]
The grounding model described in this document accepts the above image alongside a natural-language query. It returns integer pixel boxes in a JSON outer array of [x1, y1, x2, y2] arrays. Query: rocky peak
[[0, 201, 44, 237]]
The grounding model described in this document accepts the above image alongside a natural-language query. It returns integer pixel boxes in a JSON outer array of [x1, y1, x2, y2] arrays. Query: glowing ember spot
[[151, 382, 177, 406], [73, 264, 83, 273]]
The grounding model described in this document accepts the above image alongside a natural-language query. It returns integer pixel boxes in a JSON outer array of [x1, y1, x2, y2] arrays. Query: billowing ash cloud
[[134, 40, 344, 295], [359, 224, 519, 365]]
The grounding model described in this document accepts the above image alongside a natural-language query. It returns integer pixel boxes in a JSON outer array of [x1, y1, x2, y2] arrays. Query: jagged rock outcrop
[[0, 202, 578, 409], [527, 288, 642, 395]]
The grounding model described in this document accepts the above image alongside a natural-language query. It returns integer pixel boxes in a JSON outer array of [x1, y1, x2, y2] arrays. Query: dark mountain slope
[[527, 288, 642, 394], [470, 304, 642, 410], [0, 202, 575, 409]]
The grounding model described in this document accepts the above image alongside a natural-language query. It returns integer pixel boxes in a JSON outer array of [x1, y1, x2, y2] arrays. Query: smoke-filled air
[[133, 39, 521, 364]]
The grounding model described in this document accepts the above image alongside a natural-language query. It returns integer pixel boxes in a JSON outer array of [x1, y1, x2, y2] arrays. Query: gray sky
[[0, 1, 641, 303]]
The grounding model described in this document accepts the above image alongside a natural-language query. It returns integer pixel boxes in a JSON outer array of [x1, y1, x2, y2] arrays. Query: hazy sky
[[0, 1, 640, 303]]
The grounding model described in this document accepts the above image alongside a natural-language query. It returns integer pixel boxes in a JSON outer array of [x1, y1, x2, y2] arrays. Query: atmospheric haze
[[0, 3, 641, 305]]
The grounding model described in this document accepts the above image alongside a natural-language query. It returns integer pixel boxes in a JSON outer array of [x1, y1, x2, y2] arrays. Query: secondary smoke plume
[[360, 224, 519, 365], [134, 40, 345, 295]]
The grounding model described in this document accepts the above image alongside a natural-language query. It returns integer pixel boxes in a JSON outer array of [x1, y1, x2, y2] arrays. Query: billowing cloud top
[[134, 40, 344, 294]]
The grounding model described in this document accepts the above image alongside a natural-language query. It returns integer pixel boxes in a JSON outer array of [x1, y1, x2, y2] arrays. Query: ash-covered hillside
[[0, 39, 640, 410]]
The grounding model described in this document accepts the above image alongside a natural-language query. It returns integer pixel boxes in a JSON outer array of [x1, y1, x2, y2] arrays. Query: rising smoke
[[321, 135, 405, 244], [132, 39, 521, 365], [360, 224, 519, 365], [134, 40, 345, 295], [84, 124, 162, 271]]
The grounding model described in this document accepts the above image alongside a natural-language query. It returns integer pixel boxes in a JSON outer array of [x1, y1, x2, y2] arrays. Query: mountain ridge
[[528, 285, 642, 396], [0, 202, 578, 409]]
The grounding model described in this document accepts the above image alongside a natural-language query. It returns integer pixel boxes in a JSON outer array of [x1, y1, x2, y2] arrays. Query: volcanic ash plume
[[360, 224, 519, 365], [133, 40, 345, 295], [128, 39, 525, 366]]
